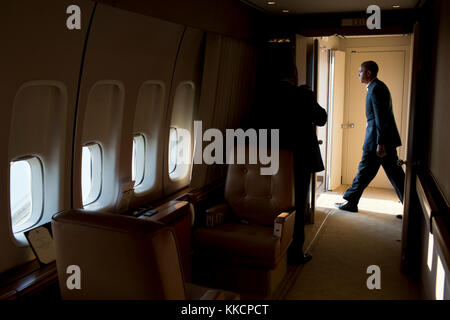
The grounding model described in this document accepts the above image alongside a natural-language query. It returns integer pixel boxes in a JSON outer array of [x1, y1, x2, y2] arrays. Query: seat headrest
[[224, 147, 295, 225], [52, 209, 166, 234]]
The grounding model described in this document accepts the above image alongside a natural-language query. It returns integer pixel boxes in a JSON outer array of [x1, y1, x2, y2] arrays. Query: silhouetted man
[[336, 61, 405, 213], [257, 61, 327, 264]]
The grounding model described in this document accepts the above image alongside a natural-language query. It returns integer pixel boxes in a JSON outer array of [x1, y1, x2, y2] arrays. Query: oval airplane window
[[10, 157, 43, 233], [168, 127, 178, 175], [10, 160, 32, 228], [82, 144, 102, 206]]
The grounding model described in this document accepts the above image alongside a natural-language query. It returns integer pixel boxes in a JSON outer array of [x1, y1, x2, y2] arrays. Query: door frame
[[316, 45, 330, 193], [307, 39, 319, 224], [400, 23, 424, 277], [326, 49, 346, 191]]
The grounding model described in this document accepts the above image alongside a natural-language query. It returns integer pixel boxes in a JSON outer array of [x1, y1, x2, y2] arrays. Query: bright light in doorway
[[427, 232, 434, 271], [435, 256, 445, 300], [316, 192, 403, 216]]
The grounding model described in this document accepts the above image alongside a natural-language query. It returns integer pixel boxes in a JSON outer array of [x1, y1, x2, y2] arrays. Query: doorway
[[342, 48, 409, 189], [296, 34, 413, 220], [315, 44, 330, 194], [315, 46, 347, 193]]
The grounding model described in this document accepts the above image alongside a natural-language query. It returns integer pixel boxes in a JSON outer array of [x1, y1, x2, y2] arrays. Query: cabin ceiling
[[241, 0, 419, 14]]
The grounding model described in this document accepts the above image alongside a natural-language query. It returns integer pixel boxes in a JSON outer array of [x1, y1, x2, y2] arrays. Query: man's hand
[[376, 144, 386, 158]]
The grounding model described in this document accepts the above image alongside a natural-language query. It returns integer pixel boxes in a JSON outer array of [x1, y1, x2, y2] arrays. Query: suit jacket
[[256, 80, 327, 172], [364, 78, 402, 152]]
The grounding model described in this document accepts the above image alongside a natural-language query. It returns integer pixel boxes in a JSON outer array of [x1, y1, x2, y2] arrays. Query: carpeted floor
[[272, 208, 330, 299], [282, 187, 420, 300]]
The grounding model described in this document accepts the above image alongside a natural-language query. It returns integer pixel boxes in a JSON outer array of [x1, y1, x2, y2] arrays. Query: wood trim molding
[[139, 200, 189, 225], [180, 178, 225, 204], [416, 174, 439, 232], [0, 260, 57, 300], [416, 170, 449, 234]]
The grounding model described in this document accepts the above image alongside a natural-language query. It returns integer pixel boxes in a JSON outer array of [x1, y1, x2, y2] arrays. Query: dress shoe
[[288, 253, 312, 265], [335, 201, 358, 212], [396, 215, 403, 219]]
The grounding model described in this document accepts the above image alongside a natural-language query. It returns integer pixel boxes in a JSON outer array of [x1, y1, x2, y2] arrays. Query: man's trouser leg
[[381, 148, 405, 202], [343, 151, 381, 205], [289, 161, 310, 255]]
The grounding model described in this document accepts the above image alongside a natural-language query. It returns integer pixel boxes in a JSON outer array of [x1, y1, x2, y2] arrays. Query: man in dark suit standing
[[257, 61, 327, 264], [336, 60, 405, 213]]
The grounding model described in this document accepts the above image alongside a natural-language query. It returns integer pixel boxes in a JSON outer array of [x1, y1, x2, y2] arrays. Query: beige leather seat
[[192, 148, 296, 296], [52, 209, 238, 300]]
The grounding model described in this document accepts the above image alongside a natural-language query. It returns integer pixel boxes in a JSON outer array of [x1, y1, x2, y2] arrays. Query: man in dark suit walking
[[336, 60, 405, 213], [257, 61, 327, 264]]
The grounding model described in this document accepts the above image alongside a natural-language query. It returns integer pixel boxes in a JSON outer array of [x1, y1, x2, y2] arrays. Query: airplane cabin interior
[[0, 0, 449, 305]]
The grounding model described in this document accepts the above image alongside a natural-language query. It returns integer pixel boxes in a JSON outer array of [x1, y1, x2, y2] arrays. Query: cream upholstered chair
[[192, 148, 296, 296], [52, 209, 238, 300]]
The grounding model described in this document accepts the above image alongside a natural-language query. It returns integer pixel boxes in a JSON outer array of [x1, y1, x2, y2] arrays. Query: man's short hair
[[361, 60, 379, 77], [273, 60, 297, 80]]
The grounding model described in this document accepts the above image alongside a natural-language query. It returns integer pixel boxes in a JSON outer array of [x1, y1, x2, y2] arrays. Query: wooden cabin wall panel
[[207, 38, 257, 183], [95, 0, 258, 42], [428, 0, 450, 206], [191, 34, 258, 187], [418, 208, 450, 300], [207, 38, 257, 184], [230, 41, 257, 128], [401, 0, 450, 296], [163, 27, 206, 196], [73, 4, 185, 211], [412, 1, 450, 295], [0, 0, 94, 273], [190, 34, 223, 188], [421, 0, 450, 297]]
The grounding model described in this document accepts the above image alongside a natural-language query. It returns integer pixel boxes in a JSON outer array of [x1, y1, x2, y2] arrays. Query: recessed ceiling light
[[393, 4, 400, 8], [267, 1, 276, 5], [282, 9, 289, 13]]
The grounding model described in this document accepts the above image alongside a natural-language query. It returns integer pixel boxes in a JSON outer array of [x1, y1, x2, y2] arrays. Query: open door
[[307, 39, 319, 224], [316, 45, 330, 193], [327, 50, 346, 191]]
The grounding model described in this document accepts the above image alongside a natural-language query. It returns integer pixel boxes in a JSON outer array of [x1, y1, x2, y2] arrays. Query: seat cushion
[[193, 223, 282, 269]]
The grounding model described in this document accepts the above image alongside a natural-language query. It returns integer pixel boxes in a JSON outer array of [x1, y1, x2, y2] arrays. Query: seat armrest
[[273, 211, 296, 253], [205, 203, 230, 227], [275, 212, 290, 224]]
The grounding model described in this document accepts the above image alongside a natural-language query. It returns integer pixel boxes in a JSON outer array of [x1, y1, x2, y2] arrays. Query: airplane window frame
[[168, 81, 194, 183], [168, 125, 192, 181], [10, 156, 44, 234], [132, 134, 145, 187], [168, 127, 178, 175]]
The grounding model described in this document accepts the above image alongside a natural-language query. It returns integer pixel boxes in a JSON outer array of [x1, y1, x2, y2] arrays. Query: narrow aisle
[[284, 187, 420, 300]]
